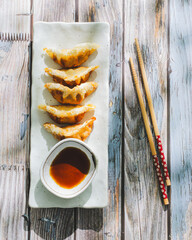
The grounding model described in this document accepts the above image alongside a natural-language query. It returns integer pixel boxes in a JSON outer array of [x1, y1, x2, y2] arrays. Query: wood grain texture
[[77, 0, 123, 239], [170, 0, 192, 239], [29, 1, 76, 240], [0, 166, 29, 240], [0, 41, 30, 239], [30, 209, 75, 240], [33, 0, 75, 22], [0, 41, 30, 166], [124, 0, 168, 239], [0, 0, 31, 40]]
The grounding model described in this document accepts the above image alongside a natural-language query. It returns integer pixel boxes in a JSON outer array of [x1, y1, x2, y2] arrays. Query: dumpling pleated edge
[[44, 66, 99, 87], [43, 117, 96, 141], [38, 104, 96, 124], [43, 43, 100, 68]]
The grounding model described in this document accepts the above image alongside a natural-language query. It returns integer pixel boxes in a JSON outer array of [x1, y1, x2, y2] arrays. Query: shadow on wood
[[30, 208, 75, 239], [77, 208, 103, 231], [29, 208, 103, 239]]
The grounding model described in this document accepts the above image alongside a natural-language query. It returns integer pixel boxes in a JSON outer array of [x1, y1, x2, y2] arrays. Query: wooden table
[[0, 0, 191, 239]]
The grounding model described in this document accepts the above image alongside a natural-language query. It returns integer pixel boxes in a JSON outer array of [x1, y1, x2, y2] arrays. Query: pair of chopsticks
[[130, 39, 171, 205]]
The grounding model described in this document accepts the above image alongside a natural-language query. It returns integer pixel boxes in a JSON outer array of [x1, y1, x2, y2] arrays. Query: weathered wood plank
[[30, 209, 75, 240], [0, 41, 30, 166], [0, 166, 29, 240], [33, 0, 75, 22], [77, 0, 123, 239], [0, 0, 31, 40], [29, 1, 76, 239], [124, 0, 168, 239], [76, 209, 104, 239], [0, 41, 30, 239], [170, 0, 192, 239]]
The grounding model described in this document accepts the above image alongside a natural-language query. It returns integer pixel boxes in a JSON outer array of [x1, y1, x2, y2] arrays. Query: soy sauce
[[50, 147, 90, 189]]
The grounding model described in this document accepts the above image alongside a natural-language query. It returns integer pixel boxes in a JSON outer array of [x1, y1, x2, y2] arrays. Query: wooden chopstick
[[129, 57, 169, 205], [135, 39, 171, 186]]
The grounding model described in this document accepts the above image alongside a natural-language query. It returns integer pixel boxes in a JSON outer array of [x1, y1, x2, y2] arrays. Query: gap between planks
[[121, 0, 126, 239], [167, 0, 171, 238]]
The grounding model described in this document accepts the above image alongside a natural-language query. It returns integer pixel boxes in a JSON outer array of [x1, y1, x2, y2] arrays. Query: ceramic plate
[[29, 22, 110, 208]]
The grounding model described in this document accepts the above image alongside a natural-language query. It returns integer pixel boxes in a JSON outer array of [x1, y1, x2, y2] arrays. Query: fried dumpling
[[38, 104, 96, 124], [44, 82, 98, 105], [45, 66, 99, 87], [44, 43, 99, 68], [43, 117, 96, 141]]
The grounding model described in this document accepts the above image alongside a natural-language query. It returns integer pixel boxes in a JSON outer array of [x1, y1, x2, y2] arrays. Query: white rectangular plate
[[29, 22, 110, 208]]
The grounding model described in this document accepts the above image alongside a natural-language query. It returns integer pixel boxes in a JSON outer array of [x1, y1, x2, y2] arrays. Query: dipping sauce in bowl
[[50, 147, 90, 189], [40, 138, 97, 198]]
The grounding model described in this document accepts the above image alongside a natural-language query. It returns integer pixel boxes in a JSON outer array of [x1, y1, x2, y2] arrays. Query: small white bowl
[[40, 138, 97, 199]]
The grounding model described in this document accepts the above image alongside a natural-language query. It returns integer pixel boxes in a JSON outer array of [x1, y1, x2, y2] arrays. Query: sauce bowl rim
[[40, 138, 98, 199]]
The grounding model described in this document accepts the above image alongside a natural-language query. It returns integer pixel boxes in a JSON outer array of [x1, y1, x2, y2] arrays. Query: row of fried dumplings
[[38, 43, 99, 141]]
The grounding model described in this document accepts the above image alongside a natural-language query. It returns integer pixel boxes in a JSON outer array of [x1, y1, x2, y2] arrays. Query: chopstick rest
[[135, 38, 171, 186], [129, 57, 169, 205]]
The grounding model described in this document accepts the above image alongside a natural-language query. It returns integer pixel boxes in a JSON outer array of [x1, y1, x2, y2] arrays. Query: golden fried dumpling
[[44, 43, 99, 68], [45, 66, 99, 87], [38, 104, 96, 124], [43, 117, 96, 141], [44, 82, 98, 105]]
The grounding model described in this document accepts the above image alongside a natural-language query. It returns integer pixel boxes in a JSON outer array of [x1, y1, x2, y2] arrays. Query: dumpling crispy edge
[[44, 82, 98, 105], [38, 104, 96, 124], [43, 116, 96, 141], [74, 43, 100, 50], [44, 66, 99, 87], [43, 43, 100, 68]]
